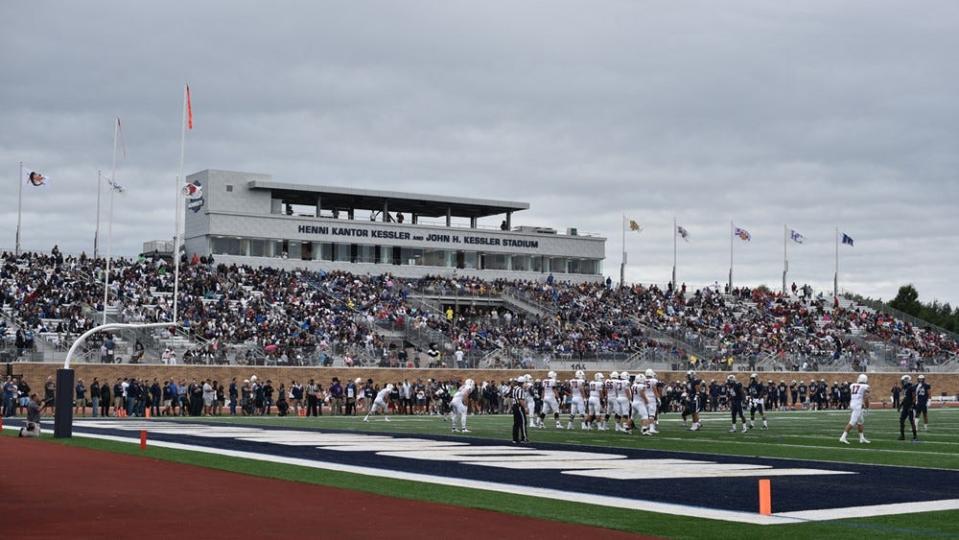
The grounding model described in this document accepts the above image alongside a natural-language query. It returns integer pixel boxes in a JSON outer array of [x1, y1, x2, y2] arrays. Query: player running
[[450, 379, 474, 433], [915, 374, 931, 431], [747, 373, 768, 431], [726, 374, 748, 433], [523, 375, 540, 428], [839, 374, 870, 444], [587, 373, 605, 431], [540, 371, 562, 429], [567, 370, 588, 430], [362, 383, 394, 422]]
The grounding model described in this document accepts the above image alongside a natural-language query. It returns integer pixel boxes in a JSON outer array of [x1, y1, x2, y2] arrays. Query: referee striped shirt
[[511, 386, 526, 402]]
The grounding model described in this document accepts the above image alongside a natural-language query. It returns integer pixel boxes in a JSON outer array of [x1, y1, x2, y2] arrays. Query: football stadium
[[4, 3, 959, 539]]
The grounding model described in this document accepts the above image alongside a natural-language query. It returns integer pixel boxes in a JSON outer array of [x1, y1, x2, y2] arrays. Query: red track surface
[[0, 435, 653, 539]]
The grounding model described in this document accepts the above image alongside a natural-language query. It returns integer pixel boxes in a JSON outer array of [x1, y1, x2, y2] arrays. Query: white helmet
[[464, 378, 475, 388], [354, 378, 363, 384], [645, 369, 656, 378], [687, 370, 696, 378], [620, 371, 629, 380], [857, 374, 868, 384], [726, 374, 736, 382], [594, 372, 605, 381], [918, 374, 926, 381], [386, 383, 395, 391], [524, 374, 533, 383], [901, 375, 912, 383], [575, 370, 585, 379], [547, 370, 557, 379], [636, 374, 646, 384], [610, 371, 620, 380], [250, 375, 258, 382]]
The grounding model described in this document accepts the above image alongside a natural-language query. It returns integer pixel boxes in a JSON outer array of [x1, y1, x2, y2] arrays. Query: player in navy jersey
[[898, 375, 918, 441], [915, 374, 931, 431], [726, 374, 747, 433], [747, 374, 768, 431], [684, 371, 702, 431]]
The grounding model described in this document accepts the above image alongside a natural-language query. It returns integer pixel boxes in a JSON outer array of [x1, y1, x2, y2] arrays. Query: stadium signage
[[296, 224, 540, 250]]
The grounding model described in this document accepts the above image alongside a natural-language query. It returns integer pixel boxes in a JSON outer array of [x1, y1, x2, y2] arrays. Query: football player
[[726, 374, 747, 433], [587, 373, 605, 430], [630, 374, 652, 435], [567, 370, 588, 430], [540, 371, 562, 429], [605, 371, 619, 431], [450, 379, 475, 433], [616, 372, 632, 433], [839, 373, 870, 444], [644, 369, 660, 433], [362, 383, 394, 423], [684, 370, 702, 431], [524, 375, 539, 428], [915, 374, 931, 431], [898, 375, 918, 441], [747, 373, 768, 430]]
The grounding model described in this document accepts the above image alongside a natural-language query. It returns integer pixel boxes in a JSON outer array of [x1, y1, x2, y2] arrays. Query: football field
[[6, 407, 959, 539]]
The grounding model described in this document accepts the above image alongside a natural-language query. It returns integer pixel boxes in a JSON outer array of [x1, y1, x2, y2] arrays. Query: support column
[[446, 208, 452, 227], [54, 368, 75, 438], [315, 195, 322, 217], [470, 217, 477, 229], [506, 211, 512, 229]]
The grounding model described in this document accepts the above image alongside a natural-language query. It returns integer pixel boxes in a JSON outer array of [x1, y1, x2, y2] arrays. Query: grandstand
[[1, 246, 956, 373]]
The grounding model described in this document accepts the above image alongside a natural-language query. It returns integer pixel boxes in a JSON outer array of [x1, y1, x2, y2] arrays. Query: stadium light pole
[[55, 322, 177, 438], [94, 169, 102, 259], [15, 161, 23, 256], [782, 224, 788, 296]]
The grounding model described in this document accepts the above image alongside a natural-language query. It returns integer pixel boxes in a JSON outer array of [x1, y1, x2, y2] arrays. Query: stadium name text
[[296, 225, 540, 250]]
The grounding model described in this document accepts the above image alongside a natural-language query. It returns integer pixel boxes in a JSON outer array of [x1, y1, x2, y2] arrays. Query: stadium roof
[[248, 180, 530, 218]]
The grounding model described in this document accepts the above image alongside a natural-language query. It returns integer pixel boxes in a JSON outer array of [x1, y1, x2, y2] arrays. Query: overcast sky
[[2, 1, 957, 304]]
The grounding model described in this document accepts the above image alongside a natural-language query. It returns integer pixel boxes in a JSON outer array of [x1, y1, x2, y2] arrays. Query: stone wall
[[5, 363, 958, 399]]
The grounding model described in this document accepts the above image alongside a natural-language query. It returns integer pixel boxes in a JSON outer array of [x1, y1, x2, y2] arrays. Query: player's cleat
[[729, 426, 737, 433], [689, 423, 700, 432], [556, 422, 563, 429], [742, 425, 749, 433], [839, 434, 849, 444], [461, 429, 471, 433], [362, 417, 370, 422], [384, 417, 390, 422], [859, 437, 870, 444], [566, 422, 573, 430], [923, 425, 928, 431], [451, 428, 460, 433]]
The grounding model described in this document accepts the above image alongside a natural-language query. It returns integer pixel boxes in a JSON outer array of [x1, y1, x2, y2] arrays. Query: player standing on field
[[363, 384, 394, 423], [898, 375, 918, 441], [915, 375, 931, 431], [684, 371, 702, 431], [726, 375, 747, 433], [510, 378, 528, 444], [587, 373, 605, 431], [840, 374, 871, 444], [747, 373, 768, 431], [450, 379, 474, 433], [540, 371, 562, 429], [567, 370, 587, 430], [644, 369, 660, 433]]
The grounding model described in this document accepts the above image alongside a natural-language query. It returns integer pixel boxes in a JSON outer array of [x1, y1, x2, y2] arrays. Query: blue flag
[[841, 233, 854, 247]]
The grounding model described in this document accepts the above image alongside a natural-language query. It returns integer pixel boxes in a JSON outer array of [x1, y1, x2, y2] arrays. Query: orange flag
[[186, 84, 193, 130]]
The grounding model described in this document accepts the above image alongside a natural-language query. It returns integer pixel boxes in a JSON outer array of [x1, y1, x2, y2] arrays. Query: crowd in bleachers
[[1, 248, 956, 369]]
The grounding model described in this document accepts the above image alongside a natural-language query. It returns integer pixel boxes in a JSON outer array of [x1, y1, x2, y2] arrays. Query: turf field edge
[[4, 429, 959, 540]]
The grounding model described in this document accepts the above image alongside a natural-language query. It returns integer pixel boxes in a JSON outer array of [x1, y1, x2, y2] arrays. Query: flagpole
[[728, 220, 734, 293], [103, 119, 118, 326], [15, 161, 23, 255], [173, 83, 188, 324], [783, 224, 788, 296], [94, 169, 102, 258], [834, 226, 839, 299], [672, 217, 677, 289], [619, 215, 626, 288]]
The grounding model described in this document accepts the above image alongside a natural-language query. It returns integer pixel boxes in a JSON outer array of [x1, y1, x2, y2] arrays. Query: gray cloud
[[1, 0, 957, 304]]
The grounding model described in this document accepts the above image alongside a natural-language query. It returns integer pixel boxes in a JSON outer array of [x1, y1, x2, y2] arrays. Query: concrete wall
[[5, 364, 958, 399]]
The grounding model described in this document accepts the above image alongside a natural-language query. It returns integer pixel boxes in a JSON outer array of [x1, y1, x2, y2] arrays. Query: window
[[225, 184, 234, 192], [211, 237, 242, 256]]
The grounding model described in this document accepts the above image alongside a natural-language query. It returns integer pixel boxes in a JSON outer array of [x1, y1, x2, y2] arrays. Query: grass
[[7, 407, 959, 539]]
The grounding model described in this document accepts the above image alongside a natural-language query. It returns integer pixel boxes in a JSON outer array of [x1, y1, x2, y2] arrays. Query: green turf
[[6, 407, 959, 539], [158, 407, 959, 469]]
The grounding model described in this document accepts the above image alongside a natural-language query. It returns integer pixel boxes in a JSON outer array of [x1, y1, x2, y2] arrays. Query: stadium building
[[183, 169, 605, 281]]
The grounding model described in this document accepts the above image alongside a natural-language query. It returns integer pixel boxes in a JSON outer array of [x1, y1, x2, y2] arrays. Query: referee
[[510, 378, 528, 444]]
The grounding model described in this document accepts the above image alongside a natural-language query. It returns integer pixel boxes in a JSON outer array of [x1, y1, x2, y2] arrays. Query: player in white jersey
[[587, 373, 605, 430], [840, 374, 871, 444], [644, 369, 661, 433], [540, 371, 562, 428], [567, 370, 588, 430], [630, 374, 652, 435], [602, 371, 619, 431], [616, 372, 632, 432], [450, 379, 475, 433], [523, 374, 539, 428], [363, 384, 393, 422]]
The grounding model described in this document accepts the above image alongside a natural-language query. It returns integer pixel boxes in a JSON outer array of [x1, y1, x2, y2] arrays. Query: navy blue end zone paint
[[17, 419, 959, 515]]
